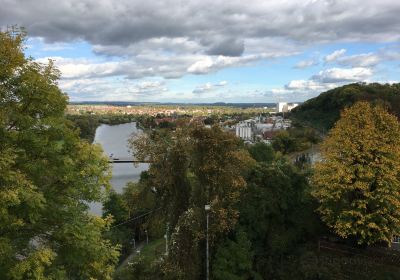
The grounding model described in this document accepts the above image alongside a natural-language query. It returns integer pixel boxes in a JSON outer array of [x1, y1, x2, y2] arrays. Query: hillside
[[290, 83, 400, 131]]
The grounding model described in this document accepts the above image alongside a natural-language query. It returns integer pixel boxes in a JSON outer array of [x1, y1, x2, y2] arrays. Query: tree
[[103, 191, 130, 224], [291, 82, 400, 131], [312, 101, 400, 245], [212, 230, 255, 280], [131, 128, 191, 229], [247, 142, 275, 163], [66, 114, 100, 142], [239, 161, 321, 278], [0, 28, 119, 279], [130, 125, 255, 279], [272, 130, 298, 154]]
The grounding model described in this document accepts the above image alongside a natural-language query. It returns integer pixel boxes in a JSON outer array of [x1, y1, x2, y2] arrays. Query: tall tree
[[312, 101, 400, 245], [131, 128, 191, 229], [0, 28, 119, 279], [131, 125, 254, 279]]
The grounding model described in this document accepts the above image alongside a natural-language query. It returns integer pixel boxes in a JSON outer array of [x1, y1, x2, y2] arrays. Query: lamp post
[[164, 223, 169, 256], [145, 229, 149, 245], [205, 204, 211, 280]]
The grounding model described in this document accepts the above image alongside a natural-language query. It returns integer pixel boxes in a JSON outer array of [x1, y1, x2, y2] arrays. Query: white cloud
[[341, 53, 380, 67], [271, 66, 375, 101], [187, 53, 284, 74], [216, 80, 228, 86], [187, 55, 250, 74], [312, 67, 373, 83], [60, 78, 168, 101], [324, 49, 346, 63], [39, 53, 277, 81], [285, 80, 329, 91], [187, 58, 214, 74], [294, 59, 318, 69], [192, 81, 228, 94]]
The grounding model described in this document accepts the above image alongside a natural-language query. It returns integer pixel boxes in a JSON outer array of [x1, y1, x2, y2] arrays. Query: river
[[89, 122, 149, 215]]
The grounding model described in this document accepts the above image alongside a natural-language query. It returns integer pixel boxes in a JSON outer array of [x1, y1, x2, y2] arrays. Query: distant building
[[235, 124, 253, 140], [277, 102, 299, 113], [277, 102, 288, 113]]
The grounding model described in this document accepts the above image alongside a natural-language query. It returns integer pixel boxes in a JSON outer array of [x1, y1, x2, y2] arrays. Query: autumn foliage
[[312, 101, 400, 245]]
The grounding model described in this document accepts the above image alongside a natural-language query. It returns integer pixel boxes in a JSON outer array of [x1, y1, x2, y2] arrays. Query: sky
[[1, 0, 400, 103]]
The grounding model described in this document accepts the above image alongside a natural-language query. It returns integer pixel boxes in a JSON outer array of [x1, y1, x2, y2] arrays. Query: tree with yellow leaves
[[312, 101, 400, 245]]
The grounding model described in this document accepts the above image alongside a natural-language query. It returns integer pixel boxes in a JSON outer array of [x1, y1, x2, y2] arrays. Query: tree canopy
[[312, 101, 400, 245], [130, 125, 254, 279], [0, 28, 119, 279], [291, 83, 400, 131]]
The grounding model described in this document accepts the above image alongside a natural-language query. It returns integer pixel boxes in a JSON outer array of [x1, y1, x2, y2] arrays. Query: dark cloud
[[3, 0, 400, 94], [2, 0, 400, 49], [206, 38, 244, 57]]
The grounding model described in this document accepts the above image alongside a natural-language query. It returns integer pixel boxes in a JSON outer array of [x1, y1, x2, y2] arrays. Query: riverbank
[[67, 114, 137, 142]]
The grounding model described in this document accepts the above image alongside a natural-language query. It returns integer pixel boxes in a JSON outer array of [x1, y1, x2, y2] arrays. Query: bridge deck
[[108, 157, 152, 163]]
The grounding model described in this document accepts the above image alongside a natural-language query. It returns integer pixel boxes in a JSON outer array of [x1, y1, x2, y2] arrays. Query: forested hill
[[290, 83, 400, 131]]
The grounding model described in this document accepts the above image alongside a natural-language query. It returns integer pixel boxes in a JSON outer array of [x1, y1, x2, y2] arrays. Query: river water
[[89, 122, 148, 215]]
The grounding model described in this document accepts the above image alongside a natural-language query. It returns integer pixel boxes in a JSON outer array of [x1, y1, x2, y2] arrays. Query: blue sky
[[3, 0, 400, 103]]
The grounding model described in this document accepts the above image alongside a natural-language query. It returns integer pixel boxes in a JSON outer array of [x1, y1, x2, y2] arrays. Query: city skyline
[[2, 0, 400, 103]]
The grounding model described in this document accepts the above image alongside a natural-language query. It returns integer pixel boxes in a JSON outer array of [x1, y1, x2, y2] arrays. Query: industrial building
[[277, 102, 299, 113]]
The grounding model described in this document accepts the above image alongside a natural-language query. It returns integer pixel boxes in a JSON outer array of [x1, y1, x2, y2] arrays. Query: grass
[[138, 238, 165, 262]]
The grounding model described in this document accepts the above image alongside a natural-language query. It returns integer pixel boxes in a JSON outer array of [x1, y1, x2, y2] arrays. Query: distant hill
[[290, 83, 400, 131]]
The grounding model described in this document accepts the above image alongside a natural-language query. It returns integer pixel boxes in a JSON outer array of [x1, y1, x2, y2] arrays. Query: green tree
[[102, 191, 133, 260], [272, 130, 298, 154], [247, 142, 275, 163], [240, 161, 321, 278], [212, 230, 255, 280], [66, 115, 100, 142], [103, 191, 130, 224], [312, 101, 400, 245], [291, 82, 400, 131], [0, 28, 119, 279]]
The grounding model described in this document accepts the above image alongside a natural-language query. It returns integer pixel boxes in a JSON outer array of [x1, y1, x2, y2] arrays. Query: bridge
[[108, 157, 153, 164]]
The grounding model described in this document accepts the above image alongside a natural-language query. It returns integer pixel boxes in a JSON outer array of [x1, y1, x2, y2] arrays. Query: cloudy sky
[[2, 0, 400, 103]]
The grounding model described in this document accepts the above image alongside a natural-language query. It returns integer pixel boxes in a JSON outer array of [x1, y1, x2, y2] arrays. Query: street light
[[164, 223, 169, 256], [205, 204, 211, 280]]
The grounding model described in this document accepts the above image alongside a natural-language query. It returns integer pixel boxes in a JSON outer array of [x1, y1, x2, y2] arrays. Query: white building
[[277, 102, 299, 113], [277, 102, 288, 113], [235, 125, 253, 140]]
